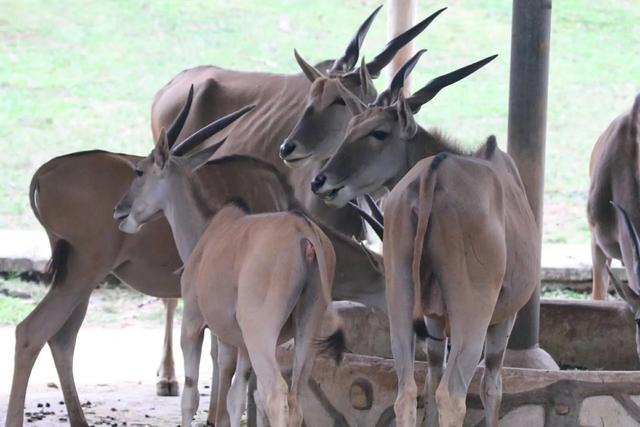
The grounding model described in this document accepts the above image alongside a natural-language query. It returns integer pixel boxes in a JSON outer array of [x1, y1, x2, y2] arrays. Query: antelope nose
[[311, 174, 326, 193], [113, 208, 129, 221], [279, 141, 296, 159]]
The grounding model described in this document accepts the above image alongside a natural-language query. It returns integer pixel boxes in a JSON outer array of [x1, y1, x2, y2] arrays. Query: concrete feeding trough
[[274, 300, 640, 426]]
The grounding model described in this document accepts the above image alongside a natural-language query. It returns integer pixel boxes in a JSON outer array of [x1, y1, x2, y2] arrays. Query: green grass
[[0, 278, 172, 326], [541, 287, 591, 300], [0, 294, 36, 324], [1, 0, 639, 244]]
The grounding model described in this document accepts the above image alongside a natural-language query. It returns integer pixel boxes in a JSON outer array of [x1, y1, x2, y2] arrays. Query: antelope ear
[[184, 139, 226, 172], [336, 80, 366, 116], [396, 92, 418, 139], [154, 128, 171, 167], [358, 57, 375, 101], [294, 49, 324, 83]]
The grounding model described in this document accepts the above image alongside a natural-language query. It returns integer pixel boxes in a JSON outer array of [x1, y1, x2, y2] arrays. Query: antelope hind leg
[[480, 315, 516, 427]]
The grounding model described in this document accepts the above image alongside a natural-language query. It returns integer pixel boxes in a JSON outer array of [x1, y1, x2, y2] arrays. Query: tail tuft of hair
[[43, 240, 71, 285], [315, 329, 347, 365]]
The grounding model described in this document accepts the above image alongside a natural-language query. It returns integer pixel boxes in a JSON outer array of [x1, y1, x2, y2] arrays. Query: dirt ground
[[0, 326, 219, 426]]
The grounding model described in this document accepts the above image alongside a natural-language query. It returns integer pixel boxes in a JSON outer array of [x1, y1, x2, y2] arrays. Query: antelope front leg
[[157, 298, 179, 396], [206, 330, 221, 426], [180, 300, 206, 427], [591, 236, 610, 300]]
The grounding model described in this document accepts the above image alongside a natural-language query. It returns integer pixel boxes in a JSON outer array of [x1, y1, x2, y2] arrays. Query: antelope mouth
[[319, 186, 344, 202], [283, 153, 312, 165]]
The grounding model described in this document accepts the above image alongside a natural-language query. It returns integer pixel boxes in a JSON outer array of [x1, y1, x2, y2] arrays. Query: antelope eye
[[331, 98, 346, 106], [371, 130, 389, 141], [135, 169, 143, 177]]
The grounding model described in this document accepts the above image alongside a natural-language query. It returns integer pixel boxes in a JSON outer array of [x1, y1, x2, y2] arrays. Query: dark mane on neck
[[204, 154, 298, 207], [426, 128, 471, 156], [186, 171, 216, 219]]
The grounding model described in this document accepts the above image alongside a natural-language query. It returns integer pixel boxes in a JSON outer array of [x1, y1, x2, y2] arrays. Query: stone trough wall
[[332, 299, 640, 370], [268, 300, 640, 426], [277, 352, 640, 427]]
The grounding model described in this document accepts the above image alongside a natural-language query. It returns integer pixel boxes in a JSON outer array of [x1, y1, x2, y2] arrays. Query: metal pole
[[507, 0, 552, 350], [387, 0, 417, 94]]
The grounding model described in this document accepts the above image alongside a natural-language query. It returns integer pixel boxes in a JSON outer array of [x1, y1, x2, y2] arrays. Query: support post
[[387, 0, 417, 94], [505, 0, 558, 369]]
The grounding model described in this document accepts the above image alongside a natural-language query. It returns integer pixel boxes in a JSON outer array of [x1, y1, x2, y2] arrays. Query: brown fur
[[8, 150, 383, 427], [151, 59, 366, 238], [588, 93, 640, 300], [588, 93, 640, 362], [115, 135, 345, 426], [314, 85, 537, 425]]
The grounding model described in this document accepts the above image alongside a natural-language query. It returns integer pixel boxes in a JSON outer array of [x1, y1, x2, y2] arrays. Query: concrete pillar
[[504, 0, 558, 369], [387, 0, 417, 94]]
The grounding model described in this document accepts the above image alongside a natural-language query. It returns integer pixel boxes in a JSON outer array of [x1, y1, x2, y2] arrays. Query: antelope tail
[[411, 153, 447, 341], [30, 172, 70, 286], [304, 218, 346, 364], [631, 93, 640, 145]]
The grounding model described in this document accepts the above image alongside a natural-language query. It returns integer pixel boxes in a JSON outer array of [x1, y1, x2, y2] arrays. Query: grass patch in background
[[0, 277, 175, 327], [0, 294, 35, 324], [1, 0, 639, 244], [541, 287, 591, 301], [0, 276, 606, 327]]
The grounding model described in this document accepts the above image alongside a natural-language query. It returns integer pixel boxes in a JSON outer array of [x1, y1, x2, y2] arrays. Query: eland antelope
[[115, 104, 346, 427], [7, 89, 384, 427], [318, 54, 539, 426], [281, 7, 446, 168], [6, 107, 289, 427], [151, 6, 441, 239], [588, 94, 640, 359], [588, 94, 640, 299]]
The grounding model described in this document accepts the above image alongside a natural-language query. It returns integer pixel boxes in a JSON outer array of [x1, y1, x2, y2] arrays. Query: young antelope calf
[[115, 104, 345, 427]]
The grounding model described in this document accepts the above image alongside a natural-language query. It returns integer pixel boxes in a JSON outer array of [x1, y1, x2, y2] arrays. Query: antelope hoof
[[156, 379, 180, 396]]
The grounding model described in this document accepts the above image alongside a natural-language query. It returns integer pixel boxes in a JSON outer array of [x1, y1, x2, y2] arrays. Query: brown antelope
[[317, 55, 538, 426], [115, 104, 346, 427], [7, 91, 384, 427], [281, 7, 445, 168], [6, 119, 289, 427], [310, 50, 495, 205], [151, 6, 439, 239], [588, 94, 640, 300]]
